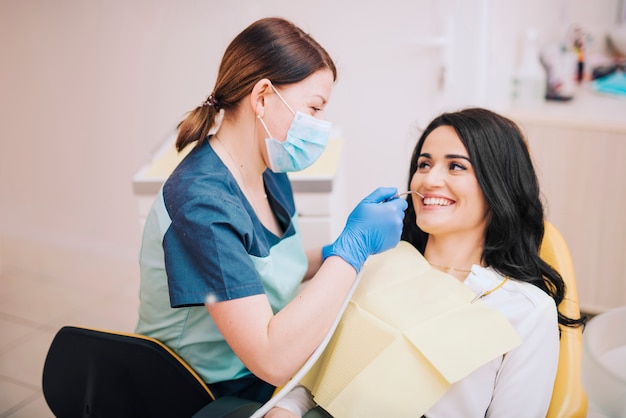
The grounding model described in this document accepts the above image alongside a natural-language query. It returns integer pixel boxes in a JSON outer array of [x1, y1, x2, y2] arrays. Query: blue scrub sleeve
[[163, 195, 266, 307]]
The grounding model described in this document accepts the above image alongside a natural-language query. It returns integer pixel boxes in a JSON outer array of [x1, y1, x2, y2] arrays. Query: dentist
[[135, 17, 407, 407]]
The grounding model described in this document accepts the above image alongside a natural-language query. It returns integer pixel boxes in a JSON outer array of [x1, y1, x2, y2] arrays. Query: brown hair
[[176, 17, 337, 152]]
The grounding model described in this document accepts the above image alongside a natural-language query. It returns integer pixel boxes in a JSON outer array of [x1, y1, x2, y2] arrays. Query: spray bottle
[[512, 28, 547, 107]]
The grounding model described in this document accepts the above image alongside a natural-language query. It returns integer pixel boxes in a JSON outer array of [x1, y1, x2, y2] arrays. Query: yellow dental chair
[[541, 221, 588, 418]]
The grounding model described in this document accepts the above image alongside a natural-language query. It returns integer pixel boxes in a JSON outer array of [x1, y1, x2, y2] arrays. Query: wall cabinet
[[508, 90, 626, 313]]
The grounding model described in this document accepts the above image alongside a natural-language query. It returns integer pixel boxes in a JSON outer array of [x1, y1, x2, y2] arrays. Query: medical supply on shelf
[[512, 28, 547, 107]]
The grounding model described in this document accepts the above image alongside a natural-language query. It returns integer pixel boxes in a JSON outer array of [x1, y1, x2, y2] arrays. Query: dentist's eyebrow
[[314, 94, 328, 105]]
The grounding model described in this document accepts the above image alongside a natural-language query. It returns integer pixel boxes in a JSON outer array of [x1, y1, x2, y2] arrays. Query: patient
[[266, 108, 586, 417]]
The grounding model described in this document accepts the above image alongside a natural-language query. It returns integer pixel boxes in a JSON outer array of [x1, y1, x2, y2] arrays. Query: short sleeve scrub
[[135, 139, 307, 402]]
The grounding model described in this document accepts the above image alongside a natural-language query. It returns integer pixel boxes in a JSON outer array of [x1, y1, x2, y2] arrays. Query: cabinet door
[[524, 123, 626, 313]]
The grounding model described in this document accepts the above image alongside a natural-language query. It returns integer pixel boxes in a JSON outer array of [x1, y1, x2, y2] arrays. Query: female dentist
[[135, 16, 407, 408]]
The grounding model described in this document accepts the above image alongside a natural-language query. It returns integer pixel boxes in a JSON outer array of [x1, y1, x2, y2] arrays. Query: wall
[[0, 0, 620, 285]]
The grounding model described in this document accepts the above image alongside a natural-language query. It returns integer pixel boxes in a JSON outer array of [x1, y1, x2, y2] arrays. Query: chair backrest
[[42, 326, 215, 418], [540, 222, 588, 418]]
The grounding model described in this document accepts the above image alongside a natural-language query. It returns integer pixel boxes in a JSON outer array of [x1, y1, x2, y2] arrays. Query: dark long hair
[[401, 108, 585, 328], [176, 17, 337, 151]]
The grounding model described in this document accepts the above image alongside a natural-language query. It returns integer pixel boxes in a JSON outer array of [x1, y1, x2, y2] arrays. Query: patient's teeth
[[424, 197, 452, 206]]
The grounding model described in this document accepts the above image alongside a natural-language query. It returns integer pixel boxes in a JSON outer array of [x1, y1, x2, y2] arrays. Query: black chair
[[42, 326, 261, 417]]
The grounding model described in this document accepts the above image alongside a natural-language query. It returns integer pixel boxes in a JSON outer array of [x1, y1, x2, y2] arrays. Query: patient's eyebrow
[[419, 152, 471, 163], [445, 154, 471, 162]]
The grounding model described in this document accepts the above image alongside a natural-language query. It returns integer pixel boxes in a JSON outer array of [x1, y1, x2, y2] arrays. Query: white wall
[[0, 0, 619, 281]]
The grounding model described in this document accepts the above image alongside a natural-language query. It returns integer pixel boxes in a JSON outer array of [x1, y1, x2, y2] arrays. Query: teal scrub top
[[135, 140, 307, 384]]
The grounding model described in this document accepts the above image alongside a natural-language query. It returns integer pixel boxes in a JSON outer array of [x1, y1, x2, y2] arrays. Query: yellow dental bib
[[301, 241, 521, 417]]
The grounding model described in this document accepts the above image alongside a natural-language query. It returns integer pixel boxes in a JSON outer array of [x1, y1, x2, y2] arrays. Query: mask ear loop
[[257, 114, 273, 138], [269, 83, 296, 116]]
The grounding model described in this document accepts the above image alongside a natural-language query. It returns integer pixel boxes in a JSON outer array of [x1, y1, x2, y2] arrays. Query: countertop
[[133, 135, 345, 195], [507, 84, 626, 134]]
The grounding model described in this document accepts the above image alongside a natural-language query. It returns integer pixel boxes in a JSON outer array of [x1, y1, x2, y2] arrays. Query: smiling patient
[[267, 107, 586, 418]]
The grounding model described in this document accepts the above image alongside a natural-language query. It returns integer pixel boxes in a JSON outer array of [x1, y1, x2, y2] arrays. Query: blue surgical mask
[[258, 84, 332, 173]]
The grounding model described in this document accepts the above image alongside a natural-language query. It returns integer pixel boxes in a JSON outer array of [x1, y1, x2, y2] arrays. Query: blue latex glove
[[322, 187, 408, 273]]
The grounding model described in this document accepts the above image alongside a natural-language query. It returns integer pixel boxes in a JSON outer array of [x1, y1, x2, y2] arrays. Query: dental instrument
[[398, 191, 424, 198], [382, 190, 424, 203]]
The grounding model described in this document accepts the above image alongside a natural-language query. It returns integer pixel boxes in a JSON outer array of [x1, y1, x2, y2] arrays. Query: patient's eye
[[416, 158, 431, 171], [449, 161, 467, 171]]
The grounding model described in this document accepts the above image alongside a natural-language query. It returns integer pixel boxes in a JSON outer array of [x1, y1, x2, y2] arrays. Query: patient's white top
[[274, 265, 560, 417], [425, 266, 559, 418]]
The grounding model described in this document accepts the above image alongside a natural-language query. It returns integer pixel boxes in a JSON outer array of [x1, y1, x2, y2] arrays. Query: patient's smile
[[423, 196, 454, 206]]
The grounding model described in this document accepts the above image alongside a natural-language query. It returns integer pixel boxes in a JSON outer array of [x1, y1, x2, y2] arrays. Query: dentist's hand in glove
[[322, 187, 408, 273]]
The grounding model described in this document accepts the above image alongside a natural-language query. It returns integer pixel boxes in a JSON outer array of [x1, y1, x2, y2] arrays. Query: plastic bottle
[[512, 28, 547, 107]]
